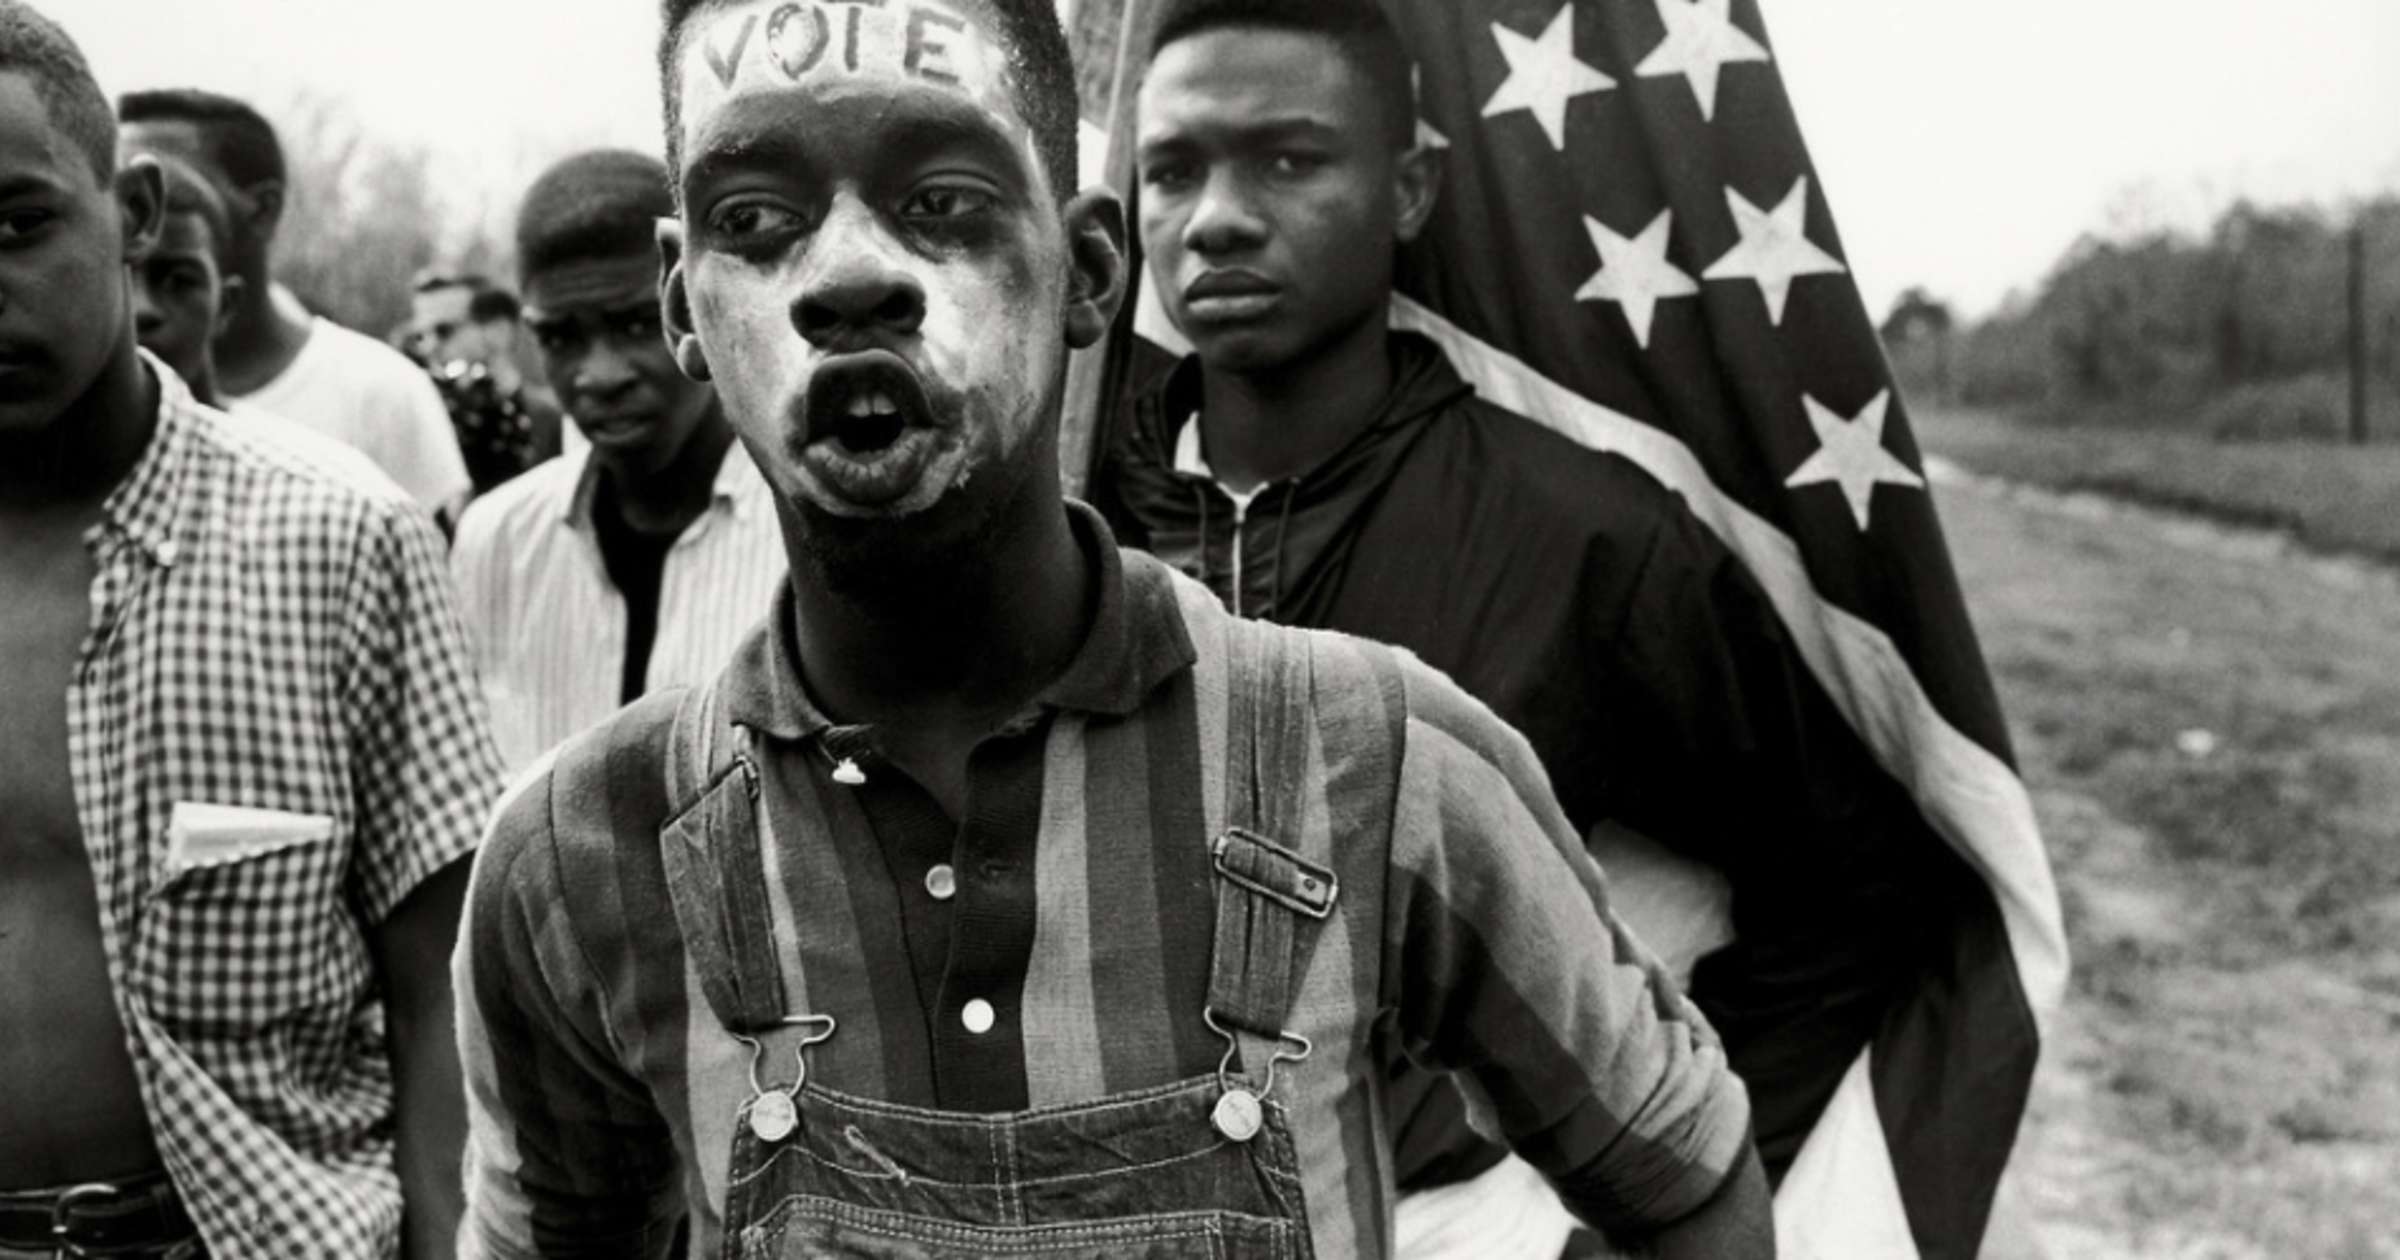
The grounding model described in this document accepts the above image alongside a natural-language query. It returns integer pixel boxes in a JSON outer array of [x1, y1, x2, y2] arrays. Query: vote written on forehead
[[693, 0, 987, 94]]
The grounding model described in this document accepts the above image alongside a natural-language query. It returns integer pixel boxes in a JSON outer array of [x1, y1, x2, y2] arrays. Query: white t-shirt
[[232, 309, 469, 510], [223, 400, 413, 504]]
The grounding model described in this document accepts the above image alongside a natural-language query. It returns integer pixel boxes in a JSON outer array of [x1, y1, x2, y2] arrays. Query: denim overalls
[[657, 625, 1335, 1257]]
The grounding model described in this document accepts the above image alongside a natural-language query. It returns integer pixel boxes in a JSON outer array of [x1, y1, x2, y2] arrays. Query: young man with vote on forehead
[[452, 1, 1772, 1256]]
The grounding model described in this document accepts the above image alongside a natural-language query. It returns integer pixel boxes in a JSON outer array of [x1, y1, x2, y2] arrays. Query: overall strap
[[658, 682, 791, 1034], [1207, 620, 1338, 1083]]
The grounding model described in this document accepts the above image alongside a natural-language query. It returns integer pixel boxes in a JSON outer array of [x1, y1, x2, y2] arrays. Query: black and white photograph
[[5, 0, 2394, 1256]]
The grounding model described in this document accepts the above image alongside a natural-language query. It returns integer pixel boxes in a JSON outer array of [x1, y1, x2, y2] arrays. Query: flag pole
[[1058, 0, 1152, 501]]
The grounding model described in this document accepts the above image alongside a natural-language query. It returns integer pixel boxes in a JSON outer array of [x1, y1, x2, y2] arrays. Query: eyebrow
[[527, 300, 660, 327], [0, 173, 68, 200], [682, 93, 1036, 199], [682, 126, 813, 200], [1137, 115, 1345, 155]]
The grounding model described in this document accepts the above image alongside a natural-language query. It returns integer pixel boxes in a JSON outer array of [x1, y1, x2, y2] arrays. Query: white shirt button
[[924, 863, 957, 901], [961, 998, 995, 1034]]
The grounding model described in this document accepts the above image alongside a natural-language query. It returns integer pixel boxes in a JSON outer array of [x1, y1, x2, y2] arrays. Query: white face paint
[[677, 0, 1013, 136], [672, 0, 1069, 521]]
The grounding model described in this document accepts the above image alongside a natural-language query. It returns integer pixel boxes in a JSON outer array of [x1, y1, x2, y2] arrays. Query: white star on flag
[[1575, 209, 1698, 349], [1481, 4, 1616, 152], [1413, 66, 1449, 150], [1635, 0, 1772, 123], [1701, 175, 1846, 325], [1785, 389, 1924, 530]]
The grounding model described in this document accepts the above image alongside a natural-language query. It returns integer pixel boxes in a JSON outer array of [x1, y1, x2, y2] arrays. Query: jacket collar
[[1140, 329, 1471, 497]]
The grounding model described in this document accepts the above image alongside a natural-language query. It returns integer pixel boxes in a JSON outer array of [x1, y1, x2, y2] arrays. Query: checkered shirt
[[64, 358, 505, 1257]]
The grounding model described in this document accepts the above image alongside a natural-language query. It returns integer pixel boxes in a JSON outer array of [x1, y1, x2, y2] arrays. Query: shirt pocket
[[134, 803, 356, 1034]]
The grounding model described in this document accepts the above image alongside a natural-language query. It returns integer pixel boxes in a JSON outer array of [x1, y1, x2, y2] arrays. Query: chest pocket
[[133, 803, 355, 1033]]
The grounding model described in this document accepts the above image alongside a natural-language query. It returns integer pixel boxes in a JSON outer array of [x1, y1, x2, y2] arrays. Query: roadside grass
[[1911, 404, 2400, 562], [1940, 470, 2400, 1256]]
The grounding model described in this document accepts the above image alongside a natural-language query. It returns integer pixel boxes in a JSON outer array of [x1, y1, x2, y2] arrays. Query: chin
[[1184, 324, 1308, 376], [792, 431, 1042, 602], [795, 487, 990, 603]]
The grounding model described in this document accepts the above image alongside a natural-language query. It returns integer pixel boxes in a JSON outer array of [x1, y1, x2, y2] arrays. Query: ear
[[245, 178, 287, 239], [1392, 144, 1442, 245], [115, 154, 166, 263], [656, 217, 711, 382], [216, 273, 248, 336], [1060, 188, 1129, 352]]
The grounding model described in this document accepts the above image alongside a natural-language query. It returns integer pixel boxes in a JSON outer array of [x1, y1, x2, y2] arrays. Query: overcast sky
[[69, 0, 2400, 319]]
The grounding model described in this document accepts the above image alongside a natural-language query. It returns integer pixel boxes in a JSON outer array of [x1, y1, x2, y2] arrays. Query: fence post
[[2352, 216, 2370, 445]]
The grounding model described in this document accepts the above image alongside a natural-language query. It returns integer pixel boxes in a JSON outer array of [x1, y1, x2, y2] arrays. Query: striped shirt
[[449, 442, 786, 771], [455, 505, 1750, 1258], [68, 357, 504, 1257]]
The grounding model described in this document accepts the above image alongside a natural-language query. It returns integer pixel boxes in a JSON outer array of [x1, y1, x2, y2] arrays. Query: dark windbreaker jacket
[[1096, 331, 1965, 1192]]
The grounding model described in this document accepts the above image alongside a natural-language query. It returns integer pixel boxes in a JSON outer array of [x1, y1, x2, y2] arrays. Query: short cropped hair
[[467, 287, 522, 324], [514, 149, 674, 286], [116, 87, 285, 190], [0, 0, 115, 181], [655, 0, 1081, 202], [1147, 0, 1415, 150], [154, 152, 234, 257]]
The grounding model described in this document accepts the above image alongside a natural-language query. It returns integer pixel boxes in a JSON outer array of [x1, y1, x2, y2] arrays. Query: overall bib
[[657, 626, 1335, 1259]]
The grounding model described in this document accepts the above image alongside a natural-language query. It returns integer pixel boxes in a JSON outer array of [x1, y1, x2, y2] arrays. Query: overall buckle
[[1204, 1007, 1312, 1142]]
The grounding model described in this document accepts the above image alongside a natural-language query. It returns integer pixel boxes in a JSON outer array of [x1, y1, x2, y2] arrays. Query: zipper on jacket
[[1227, 494, 1251, 619]]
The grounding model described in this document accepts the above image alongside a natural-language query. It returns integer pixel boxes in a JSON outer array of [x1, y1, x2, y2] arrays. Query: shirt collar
[[722, 500, 1196, 741], [93, 351, 202, 568], [1169, 409, 1275, 513], [1171, 407, 1209, 479], [561, 433, 766, 530]]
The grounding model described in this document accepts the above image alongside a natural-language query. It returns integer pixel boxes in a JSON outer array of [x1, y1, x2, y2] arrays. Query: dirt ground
[[1927, 430, 2400, 1258]]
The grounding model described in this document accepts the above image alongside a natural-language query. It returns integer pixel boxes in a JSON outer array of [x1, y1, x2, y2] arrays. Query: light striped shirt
[[455, 506, 1752, 1257], [449, 442, 787, 770]]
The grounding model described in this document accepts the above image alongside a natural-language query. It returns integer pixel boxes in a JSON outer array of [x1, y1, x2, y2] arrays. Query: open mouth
[[797, 350, 953, 509], [806, 351, 936, 454]]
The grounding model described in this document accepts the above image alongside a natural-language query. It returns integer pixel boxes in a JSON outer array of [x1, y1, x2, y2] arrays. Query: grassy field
[[1927, 416, 2400, 1258], [1912, 406, 2400, 563]]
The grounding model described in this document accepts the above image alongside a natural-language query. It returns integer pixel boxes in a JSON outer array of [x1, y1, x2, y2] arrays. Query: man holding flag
[[1080, 0, 2066, 1256]]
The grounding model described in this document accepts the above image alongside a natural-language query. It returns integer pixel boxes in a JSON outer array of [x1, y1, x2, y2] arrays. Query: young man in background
[[449, 149, 783, 771], [1099, 1, 1953, 1253], [410, 271, 564, 496], [0, 5, 503, 1255], [118, 147, 393, 491], [118, 88, 471, 514]]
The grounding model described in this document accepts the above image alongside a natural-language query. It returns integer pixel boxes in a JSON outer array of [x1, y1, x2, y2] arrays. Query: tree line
[[1886, 197, 2400, 441]]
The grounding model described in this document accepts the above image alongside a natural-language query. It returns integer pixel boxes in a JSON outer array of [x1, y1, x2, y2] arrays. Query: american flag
[[1061, 1, 2068, 1256]]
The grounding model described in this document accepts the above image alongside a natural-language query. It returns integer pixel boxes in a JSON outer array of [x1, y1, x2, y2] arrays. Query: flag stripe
[[1064, 0, 2064, 1253], [1383, 296, 2067, 1025]]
